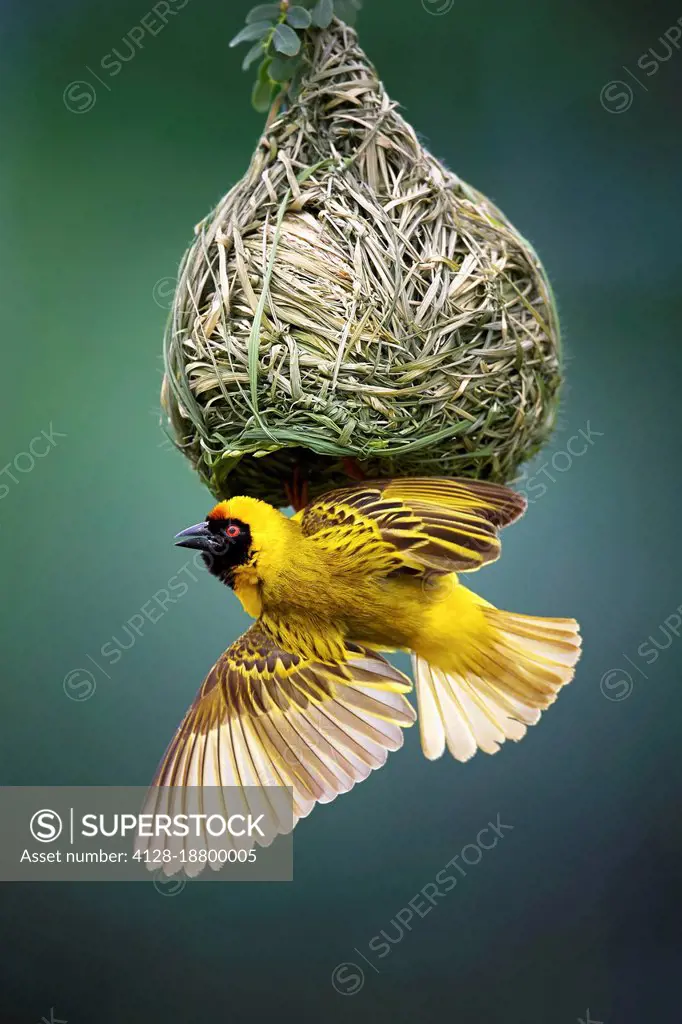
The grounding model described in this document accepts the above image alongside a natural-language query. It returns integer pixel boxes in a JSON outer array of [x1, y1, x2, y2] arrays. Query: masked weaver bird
[[139, 477, 580, 871]]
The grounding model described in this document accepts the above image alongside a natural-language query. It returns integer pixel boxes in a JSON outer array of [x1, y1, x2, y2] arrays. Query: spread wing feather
[[296, 477, 526, 574], [136, 626, 415, 876]]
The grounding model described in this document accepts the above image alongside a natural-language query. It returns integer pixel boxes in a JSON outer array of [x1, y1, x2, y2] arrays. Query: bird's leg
[[285, 462, 309, 512], [342, 456, 366, 481]]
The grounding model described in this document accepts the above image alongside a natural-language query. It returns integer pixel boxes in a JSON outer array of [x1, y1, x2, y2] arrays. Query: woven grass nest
[[162, 18, 561, 509]]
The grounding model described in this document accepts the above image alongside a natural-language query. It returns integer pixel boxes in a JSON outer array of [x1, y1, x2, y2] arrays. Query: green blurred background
[[2, 0, 681, 1020]]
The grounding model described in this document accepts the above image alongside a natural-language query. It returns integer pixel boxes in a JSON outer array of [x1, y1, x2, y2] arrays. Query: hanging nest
[[162, 19, 561, 509]]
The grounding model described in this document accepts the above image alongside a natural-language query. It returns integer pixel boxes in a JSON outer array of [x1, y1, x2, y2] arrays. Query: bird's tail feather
[[412, 605, 581, 762]]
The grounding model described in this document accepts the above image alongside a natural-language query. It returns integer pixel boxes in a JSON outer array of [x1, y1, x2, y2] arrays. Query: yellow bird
[[144, 477, 580, 858]]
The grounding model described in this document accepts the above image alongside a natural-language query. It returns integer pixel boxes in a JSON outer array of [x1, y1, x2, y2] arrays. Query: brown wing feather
[[297, 477, 526, 573], [136, 625, 415, 876]]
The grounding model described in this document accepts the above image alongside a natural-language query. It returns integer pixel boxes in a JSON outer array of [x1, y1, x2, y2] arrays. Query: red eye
[[225, 524, 240, 539]]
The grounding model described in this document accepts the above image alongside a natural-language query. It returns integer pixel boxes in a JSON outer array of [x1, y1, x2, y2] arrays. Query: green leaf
[[333, 0, 357, 24], [252, 56, 274, 110], [286, 5, 312, 28], [310, 0, 333, 28], [252, 74, 273, 112], [245, 4, 280, 22], [272, 23, 301, 56], [258, 56, 272, 81], [269, 55, 299, 82], [242, 40, 265, 70], [229, 21, 272, 47]]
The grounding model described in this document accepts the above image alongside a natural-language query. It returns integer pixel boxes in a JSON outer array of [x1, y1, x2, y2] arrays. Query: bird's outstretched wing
[[137, 625, 415, 875], [295, 477, 526, 574]]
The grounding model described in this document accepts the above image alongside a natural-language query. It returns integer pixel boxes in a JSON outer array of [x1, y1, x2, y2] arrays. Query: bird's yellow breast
[[219, 496, 450, 661], [232, 564, 263, 618]]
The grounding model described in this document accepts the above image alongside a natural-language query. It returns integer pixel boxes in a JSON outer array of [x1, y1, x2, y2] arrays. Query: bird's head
[[173, 495, 288, 588], [174, 500, 255, 586]]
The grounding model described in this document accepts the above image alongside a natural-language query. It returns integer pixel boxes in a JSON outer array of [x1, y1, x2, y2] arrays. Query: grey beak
[[174, 522, 213, 551]]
